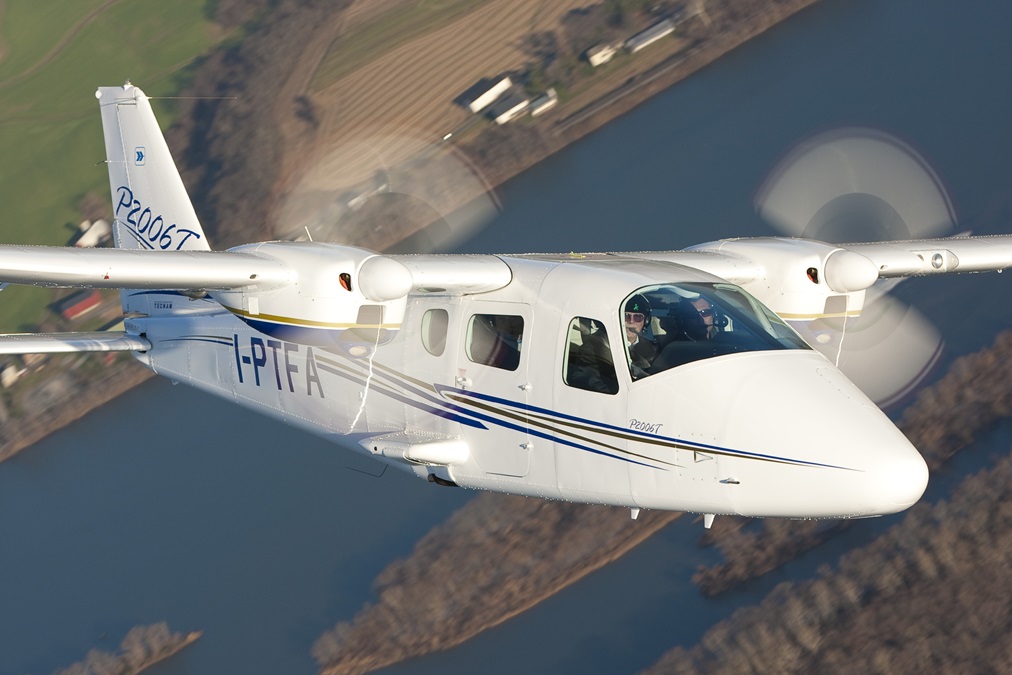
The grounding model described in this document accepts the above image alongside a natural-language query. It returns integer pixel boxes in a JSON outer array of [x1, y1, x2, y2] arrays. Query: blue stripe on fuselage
[[437, 385, 852, 471]]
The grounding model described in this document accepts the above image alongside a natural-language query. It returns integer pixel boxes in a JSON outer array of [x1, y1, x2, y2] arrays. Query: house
[[75, 219, 111, 248], [489, 94, 530, 125], [54, 289, 102, 321], [625, 20, 675, 53], [464, 75, 513, 113], [586, 43, 620, 67], [529, 88, 559, 116]]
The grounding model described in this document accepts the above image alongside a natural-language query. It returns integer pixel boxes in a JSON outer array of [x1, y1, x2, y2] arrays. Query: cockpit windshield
[[622, 282, 810, 380]]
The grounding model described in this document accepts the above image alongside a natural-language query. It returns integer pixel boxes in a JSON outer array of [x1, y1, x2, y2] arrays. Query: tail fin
[[97, 83, 210, 253], [97, 83, 211, 316]]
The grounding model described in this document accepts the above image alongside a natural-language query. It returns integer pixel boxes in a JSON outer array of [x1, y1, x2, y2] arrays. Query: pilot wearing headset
[[624, 294, 657, 379], [677, 296, 721, 341]]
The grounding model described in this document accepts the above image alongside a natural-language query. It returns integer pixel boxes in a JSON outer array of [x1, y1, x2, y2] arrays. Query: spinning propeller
[[275, 132, 501, 253], [754, 129, 957, 406]]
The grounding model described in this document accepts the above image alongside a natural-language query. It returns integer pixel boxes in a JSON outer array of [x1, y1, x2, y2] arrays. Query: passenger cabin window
[[564, 318, 619, 394], [622, 282, 810, 380], [466, 314, 524, 371], [421, 308, 448, 356]]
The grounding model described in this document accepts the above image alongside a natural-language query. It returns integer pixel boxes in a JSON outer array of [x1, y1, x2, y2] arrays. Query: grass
[[310, 0, 490, 92], [0, 0, 228, 331], [0, 0, 109, 82]]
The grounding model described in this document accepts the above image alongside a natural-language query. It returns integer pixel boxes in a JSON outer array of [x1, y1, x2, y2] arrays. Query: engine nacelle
[[212, 242, 412, 352], [688, 238, 879, 321]]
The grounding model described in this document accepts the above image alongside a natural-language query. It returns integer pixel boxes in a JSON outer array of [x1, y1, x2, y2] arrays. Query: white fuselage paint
[[129, 255, 928, 520]]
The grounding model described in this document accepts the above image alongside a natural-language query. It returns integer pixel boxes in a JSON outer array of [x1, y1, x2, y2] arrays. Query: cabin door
[[454, 301, 532, 477]]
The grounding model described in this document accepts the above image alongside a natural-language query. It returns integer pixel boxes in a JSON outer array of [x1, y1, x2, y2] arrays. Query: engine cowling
[[212, 242, 412, 352], [686, 238, 878, 321]]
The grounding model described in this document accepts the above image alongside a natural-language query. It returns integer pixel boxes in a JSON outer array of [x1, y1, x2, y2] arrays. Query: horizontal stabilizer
[[0, 332, 151, 355], [0, 246, 290, 289]]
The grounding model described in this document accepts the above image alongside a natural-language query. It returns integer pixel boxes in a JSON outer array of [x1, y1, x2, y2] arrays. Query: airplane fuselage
[[129, 253, 928, 519]]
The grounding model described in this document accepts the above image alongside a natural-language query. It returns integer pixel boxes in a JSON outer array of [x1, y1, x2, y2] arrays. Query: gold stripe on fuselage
[[221, 304, 401, 330]]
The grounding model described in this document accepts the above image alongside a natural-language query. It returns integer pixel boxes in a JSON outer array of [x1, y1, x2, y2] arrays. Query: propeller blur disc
[[276, 132, 500, 253], [756, 127, 956, 242], [756, 129, 954, 407]]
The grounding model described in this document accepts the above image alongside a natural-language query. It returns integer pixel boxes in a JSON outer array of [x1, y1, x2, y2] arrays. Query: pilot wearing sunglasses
[[676, 296, 720, 341], [624, 295, 658, 379]]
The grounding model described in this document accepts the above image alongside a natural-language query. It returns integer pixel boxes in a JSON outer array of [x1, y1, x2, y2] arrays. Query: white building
[[586, 43, 619, 67], [489, 94, 530, 125], [1, 362, 24, 388], [625, 19, 675, 53], [529, 88, 558, 116], [75, 218, 111, 248], [467, 76, 513, 113]]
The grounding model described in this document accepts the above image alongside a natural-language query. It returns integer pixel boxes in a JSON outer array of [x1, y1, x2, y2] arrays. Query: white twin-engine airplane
[[2, 84, 1011, 526]]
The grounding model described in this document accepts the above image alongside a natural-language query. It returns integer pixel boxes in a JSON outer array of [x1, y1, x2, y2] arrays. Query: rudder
[[97, 83, 210, 253]]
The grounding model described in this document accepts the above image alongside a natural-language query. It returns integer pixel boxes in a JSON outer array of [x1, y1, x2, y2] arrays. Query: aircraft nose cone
[[869, 444, 929, 511], [657, 351, 932, 518]]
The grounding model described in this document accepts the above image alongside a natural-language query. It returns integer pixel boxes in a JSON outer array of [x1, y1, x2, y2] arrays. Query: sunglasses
[[625, 312, 645, 323], [697, 308, 713, 317]]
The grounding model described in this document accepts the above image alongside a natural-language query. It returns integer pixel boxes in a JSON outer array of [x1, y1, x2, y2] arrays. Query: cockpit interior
[[624, 283, 810, 379]]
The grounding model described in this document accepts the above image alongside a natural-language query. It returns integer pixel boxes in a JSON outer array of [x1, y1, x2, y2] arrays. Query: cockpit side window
[[563, 317, 619, 395], [466, 314, 524, 371], [621, 283, 810, 379]]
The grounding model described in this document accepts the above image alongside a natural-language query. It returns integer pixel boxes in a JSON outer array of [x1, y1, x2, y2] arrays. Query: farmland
[[0, 0, 225, 329]]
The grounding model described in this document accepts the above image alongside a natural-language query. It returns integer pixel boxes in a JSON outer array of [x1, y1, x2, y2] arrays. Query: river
[[3, 0, 1012, 673]]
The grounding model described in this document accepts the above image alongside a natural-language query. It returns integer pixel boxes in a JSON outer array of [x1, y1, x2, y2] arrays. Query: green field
[[310, 0, 488, 91], [0, 0, 228, 330]]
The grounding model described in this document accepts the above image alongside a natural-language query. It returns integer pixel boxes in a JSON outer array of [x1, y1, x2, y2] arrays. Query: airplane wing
[[0, 246, 290, 289], [0, 332, 151, 354], [0, 245, 513, 295], [670, 234, 1012, 289], [842, 235, 1012, 277]]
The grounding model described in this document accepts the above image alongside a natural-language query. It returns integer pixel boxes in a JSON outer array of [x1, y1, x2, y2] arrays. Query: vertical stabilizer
[[97, 83, 209, 253], [97, 83, 212, 316]]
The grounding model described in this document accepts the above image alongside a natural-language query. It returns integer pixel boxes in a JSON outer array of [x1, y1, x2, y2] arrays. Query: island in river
[[54, 623, 202, 675]]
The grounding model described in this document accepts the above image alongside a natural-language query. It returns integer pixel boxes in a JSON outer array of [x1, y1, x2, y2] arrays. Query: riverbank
[[54, 623, 202, 675], [314, 500, 680, 675], [469, 0, 824, 190], [0, 358, 152, 464]]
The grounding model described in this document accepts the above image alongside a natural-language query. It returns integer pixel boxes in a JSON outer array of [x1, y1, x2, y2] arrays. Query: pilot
[[624, 295, 657, 378], [675, 296, 720, 341]]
